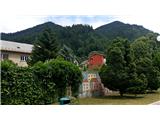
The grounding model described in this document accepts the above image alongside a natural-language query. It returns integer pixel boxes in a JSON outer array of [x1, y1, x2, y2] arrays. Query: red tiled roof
[[88, 51, 105, 58]]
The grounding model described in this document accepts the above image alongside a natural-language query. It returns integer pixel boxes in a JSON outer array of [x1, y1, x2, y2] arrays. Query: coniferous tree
[[28, 28, 60, 65]]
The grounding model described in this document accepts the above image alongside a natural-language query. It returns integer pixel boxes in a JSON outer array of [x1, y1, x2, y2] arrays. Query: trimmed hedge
[[1, 59, 82, 105], [1, 60, 44, 104]]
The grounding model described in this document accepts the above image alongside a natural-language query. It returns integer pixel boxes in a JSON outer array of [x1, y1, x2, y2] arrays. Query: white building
[[0, 40, 33, 66]]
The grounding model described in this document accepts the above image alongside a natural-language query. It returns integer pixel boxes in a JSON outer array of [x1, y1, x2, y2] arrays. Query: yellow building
[[0, 40, 33, 67], [87, 73, 96, 81]]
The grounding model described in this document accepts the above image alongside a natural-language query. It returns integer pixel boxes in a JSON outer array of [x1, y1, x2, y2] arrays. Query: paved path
[[149, 101, 160, 105]]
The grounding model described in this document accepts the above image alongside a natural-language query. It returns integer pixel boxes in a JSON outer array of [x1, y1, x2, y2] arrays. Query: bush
[[1, 60, 17, 104], [1, 61, 43, 104], [1, 59, 82, 105], [32, 61, 57, 104]]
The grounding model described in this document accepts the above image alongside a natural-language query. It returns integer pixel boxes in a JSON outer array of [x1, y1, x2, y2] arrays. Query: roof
[[0, 40, 33, 53], [88, 51, 105, 58]]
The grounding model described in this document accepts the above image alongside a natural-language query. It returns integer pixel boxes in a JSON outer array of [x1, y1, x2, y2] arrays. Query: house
[[88, 51, 106, 70], [0, 40, 33, 66], [79, 51, 112, 98]]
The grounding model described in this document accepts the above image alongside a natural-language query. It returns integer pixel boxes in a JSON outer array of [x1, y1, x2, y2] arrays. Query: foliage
[[95, 21, 153, 41], [153, 50, 160, 69], [1, 60, 17, 104], [32, 61, 57, 104], [100, 38, 148, 96], [127, 74, 148, 95], [69, 96, 79, 105], [28, 28, 60, 65], [131, 36, 160, 90], [1, 59, 82, 105], [1, 61, 43, 105], [1, 22, 63, 44], [58, 44, 79, 65], [45, 59, 82, 98], [1, 21, 155, 60]]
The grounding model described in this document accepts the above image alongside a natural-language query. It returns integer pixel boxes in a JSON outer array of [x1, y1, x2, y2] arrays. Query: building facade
[[88, 52, 106, 70], [79, 71, 110, 98], [79, 51, 111, 98], [0, 40, 33, 67]]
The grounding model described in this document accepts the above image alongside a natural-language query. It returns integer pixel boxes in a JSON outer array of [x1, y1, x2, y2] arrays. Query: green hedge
[[1, 60, 44, 104], [1, 59, 82, 105]]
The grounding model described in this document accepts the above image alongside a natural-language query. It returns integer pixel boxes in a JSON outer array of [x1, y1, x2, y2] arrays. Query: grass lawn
[[78, 91, 160, 105]]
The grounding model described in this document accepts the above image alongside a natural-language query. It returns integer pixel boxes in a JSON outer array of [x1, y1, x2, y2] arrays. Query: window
[[20, 55, 28, 61], [83, 86, 85, 90], [1, 53, 9, 60]]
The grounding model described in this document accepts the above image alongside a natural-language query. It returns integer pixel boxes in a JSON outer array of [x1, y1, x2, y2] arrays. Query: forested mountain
[[1, 21, 158, 60], [1, 22, 64, 44], [95, 21, 153, 41]]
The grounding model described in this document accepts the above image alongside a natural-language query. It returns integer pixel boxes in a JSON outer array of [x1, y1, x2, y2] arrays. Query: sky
[[0, 0, 160, 119], [0, 0, 160, 34]]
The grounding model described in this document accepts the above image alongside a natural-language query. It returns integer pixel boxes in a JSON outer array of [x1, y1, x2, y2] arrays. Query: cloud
[[0, 15, 44, 33], [0, 0, 160, 33], [1, 15, 160, 34], [117, 15, 160, 33], [44, 15, 118, 29]]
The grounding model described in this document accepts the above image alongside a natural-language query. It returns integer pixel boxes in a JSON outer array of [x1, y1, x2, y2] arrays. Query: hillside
[[95, 21, 153, 41], [1, 22, 64, 44], [1, 21, 157, 59]]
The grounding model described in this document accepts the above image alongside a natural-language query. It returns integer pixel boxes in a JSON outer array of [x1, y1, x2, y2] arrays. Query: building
[[79, 51, 111, 98], [0, 40, 33, 66], [79, 71, 109, 98], [88, 51, 106, 70]]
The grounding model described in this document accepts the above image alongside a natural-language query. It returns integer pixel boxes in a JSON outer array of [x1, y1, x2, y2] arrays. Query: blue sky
[[43, 15, 118, 28]]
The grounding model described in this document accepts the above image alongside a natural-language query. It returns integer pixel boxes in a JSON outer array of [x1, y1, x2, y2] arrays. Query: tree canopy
[[28, 28, 60, 65], [100, 38, 148, 96]]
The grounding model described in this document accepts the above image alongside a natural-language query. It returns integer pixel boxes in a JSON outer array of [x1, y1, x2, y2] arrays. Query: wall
[[1, 51, 30, 67], [88, 54, 104, 70]]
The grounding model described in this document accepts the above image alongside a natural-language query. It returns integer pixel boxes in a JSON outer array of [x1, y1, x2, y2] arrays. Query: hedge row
[[1, 59, 82, 105]]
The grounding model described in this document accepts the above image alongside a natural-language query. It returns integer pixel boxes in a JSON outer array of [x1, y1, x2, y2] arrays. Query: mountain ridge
[[1, 21, 157, 59], [95, 21, 154, 41]]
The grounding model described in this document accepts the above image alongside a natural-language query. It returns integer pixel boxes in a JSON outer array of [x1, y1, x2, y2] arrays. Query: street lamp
[[157, 35, 160, 41]]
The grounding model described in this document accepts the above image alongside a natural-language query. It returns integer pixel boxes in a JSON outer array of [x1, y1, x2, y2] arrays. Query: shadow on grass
[[93, 94, 145, 100]]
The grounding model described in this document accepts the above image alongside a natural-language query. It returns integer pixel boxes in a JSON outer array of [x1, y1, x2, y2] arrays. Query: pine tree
[[28, 28, 60, 65]]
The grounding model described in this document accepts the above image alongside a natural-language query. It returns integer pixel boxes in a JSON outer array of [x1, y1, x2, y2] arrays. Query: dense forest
[[1, 21, 159, 62]]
